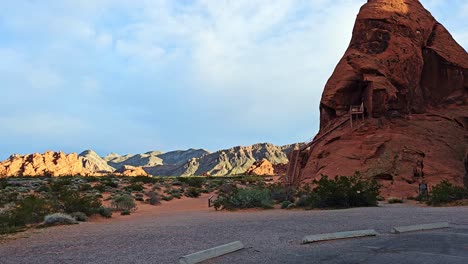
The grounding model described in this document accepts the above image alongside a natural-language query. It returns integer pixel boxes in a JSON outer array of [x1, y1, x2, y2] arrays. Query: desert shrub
[[162, 195, 174, 201], [179, 177, 204, 188], [184, 187, 202, 198], [111, 195, 136, 211], [0, 180, 9, 190], [70, 212, 88, 222], [120, 210, 131, 216], [44, 213, 78, 226], [167, 189, 182, 199], [281, 200, 293, 209], [36, 185, 50, 193], [0, 211, 18, 234], [125, 183, 144, 192], [213, 187, 273, 210], [59, 191, 102, 216], [306, 174, 380, 208], [10, 195, 53, 226], [428, 180, 468, 206], [269, 183, 295, 203], [130, 176, 158, 184], [98, 207, 113, 218], [147, 191, 160, 205], [79, 183, 92, 191], [387, 197, 403, 204], [49, 178, 73, 193], [83, 176, 99, 182], [0, 190, 20, 207]]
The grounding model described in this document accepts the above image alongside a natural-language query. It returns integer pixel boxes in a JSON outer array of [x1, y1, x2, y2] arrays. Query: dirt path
[[1, 202, 467, 264]]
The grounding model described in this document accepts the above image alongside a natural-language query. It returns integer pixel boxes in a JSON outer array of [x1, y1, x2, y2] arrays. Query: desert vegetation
[[2, 173, 465, 235], [425, 180, 468, 206], [212, 173, 381, 210]]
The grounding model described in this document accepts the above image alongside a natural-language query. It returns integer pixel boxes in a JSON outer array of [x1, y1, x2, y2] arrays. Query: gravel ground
[[1, 203, 467, 264]]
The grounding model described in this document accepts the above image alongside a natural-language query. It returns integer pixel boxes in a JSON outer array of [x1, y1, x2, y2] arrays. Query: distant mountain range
[[77, 143, 300, 176]]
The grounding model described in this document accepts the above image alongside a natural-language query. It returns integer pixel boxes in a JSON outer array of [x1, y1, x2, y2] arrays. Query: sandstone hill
[[290, 0, 468, 197], [104, 149, 209, 169], [1, 143, 298, 178], [145, 143, 298, 176], [115, 165, 149, 177], [0, 151, 89, 177], [79, 150, 115, 173], [104, 151, 164, 168], [245, 159, 275, 176]]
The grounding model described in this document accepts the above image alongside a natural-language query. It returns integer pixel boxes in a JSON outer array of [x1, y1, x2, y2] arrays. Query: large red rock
[[320, 0, 467, 129], [294, 0, 468, 198]]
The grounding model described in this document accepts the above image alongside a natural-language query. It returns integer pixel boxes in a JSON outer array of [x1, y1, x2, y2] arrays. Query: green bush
[[179, 177, 204, 188], [1, 195, 53, 234], [428, 180, 468, 206], [281, 200, 293, 209], [213, 187, 273, 210], [10, 195, 53, 226], [147, 191, 160, 205], [184, 187, 202, 198], [387, 197, 404, 204], [59, 191, 102, 216], [162, 195, 174, 201], [125, 183, 144, 192], [120, 210, 131, 216], [98, 207, 113, 218], [130, 176, 158, 184], [70, 212, 88, 222], [111, 195, 136, 211], [307, 174, 380, 208], [269, 183, 295, 203]]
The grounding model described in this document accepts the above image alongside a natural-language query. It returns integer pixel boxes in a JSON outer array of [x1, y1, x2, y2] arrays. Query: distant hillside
[[104, 149, 209, 169], [79, 150, 115, 173], [145, 143, 301, 176], [0, 143, 301, 178]]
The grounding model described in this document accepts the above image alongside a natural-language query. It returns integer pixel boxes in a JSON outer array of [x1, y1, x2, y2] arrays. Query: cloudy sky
[[1, 0, 467, 159]]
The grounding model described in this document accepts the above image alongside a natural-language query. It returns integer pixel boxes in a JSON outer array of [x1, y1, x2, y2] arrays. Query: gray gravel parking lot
[[1, 204, 467, 264]]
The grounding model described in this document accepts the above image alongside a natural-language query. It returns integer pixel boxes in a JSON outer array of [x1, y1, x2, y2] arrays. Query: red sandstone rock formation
[[245, 159, 275, 176], [115, 165, 149, 177], [0, 151, 90, 177], [294, 0, 468, 198], [320, 0, 467, 129]]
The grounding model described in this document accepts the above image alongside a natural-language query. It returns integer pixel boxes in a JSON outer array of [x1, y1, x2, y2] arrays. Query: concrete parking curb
[[179, 241, 244, 264], [390, 222, 450, 234], [302, 229, 379, 244]]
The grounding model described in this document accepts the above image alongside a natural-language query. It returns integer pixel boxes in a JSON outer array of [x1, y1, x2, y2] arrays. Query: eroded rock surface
[[0, 151, 89, 177], [320, 0, 468, 129], [296, 0, 468, 197]]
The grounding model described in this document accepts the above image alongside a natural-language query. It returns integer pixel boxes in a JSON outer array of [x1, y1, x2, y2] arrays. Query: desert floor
[[1, 195, 468, 264]]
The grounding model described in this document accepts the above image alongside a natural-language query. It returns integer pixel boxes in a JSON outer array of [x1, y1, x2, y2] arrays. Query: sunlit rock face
[[296, 0, 468, 198], [319, 0, 467, 129]]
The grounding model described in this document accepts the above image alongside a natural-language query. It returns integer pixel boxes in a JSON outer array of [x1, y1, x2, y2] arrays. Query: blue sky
[[1, 0, 467, 159]]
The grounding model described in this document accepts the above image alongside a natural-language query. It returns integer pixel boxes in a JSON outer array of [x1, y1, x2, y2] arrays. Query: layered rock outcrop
[[146, 143, 295, 176], [295, 0, 468, 197], [115, 165, 149, 177], [0, 151, 89, 177], [245, 159, 275, 176], [79, 150, 115, 173]]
